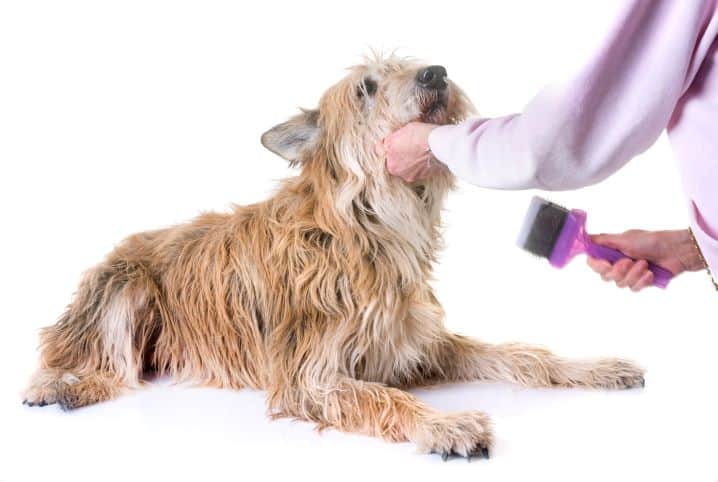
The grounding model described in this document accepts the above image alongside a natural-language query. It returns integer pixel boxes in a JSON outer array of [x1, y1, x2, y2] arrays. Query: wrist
[[420, 123, 438, 147], [425, 121, 444, 145], [677, 229, 707, 272]]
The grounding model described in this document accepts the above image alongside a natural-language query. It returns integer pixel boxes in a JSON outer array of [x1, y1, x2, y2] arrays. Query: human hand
[[379, 122, 444, 182], [586, 229, 704, 291]]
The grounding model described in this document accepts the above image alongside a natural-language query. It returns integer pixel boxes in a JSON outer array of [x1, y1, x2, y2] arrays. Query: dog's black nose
[[416, 65, 448, 90]]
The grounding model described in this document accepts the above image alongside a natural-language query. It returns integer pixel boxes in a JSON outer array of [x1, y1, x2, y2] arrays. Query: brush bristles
[[517, 196, 569, 259]]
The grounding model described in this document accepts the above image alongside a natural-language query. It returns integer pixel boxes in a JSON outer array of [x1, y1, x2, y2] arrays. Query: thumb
[[590, 233, 628, 251]]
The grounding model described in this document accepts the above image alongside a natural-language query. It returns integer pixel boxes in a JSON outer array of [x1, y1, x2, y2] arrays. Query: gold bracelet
[[688, 227, 718, 292]]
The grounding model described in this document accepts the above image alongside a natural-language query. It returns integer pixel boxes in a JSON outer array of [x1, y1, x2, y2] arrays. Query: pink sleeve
[[429, 0, 715, 190]]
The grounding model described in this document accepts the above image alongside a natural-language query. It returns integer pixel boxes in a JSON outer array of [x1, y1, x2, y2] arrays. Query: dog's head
[[261, 54, 474, 183]]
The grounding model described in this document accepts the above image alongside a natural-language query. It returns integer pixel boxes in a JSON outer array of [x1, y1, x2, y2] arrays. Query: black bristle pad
[[523, 202, 569, 259]]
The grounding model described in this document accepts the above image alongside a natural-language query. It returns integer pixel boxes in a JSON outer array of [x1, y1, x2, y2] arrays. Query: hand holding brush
[[518, 197, 706, 292], [585, 229, 705, 291]]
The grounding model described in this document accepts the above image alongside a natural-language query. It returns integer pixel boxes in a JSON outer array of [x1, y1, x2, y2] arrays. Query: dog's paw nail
[[441, 451, 449, 462], [469, 446, 490, 459], [38, 400, 47, 407], [22, 399, 27, 405], [640, 377, 646, 388]]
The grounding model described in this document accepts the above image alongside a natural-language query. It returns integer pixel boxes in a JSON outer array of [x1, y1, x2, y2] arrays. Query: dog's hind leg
[[23, 258, 162, 409], [268, 378, 493, 458], [420, 334, 645, 390]]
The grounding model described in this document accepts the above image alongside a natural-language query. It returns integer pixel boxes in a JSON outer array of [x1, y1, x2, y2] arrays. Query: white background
[[1, 1, 717, 481]]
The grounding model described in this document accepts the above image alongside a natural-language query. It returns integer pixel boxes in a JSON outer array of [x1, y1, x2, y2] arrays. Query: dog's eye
[[357, 78, 377, 98]]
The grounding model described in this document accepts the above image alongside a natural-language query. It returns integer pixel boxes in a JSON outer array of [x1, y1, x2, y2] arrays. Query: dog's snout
[[416, 65, 448, 90]]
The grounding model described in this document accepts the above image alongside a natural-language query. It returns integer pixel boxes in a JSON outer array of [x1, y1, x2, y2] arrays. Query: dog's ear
[[261, 109, 320, 165]]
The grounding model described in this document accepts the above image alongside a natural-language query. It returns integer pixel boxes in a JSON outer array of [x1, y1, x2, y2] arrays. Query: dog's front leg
[[425, 334, 645, 389], [268, 377, 492, 458]]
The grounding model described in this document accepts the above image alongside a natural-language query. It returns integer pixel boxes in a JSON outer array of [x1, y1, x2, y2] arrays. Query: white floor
[[2, 358, 717, 482]]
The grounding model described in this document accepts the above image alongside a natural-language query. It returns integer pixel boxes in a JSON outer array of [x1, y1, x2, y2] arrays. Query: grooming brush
[[517, 196, 674, 288]]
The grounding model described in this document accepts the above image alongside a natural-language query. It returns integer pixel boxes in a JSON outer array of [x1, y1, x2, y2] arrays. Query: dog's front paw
[[22, 370, 81, 407], [22, 382, 58, 407], [414, 411, 493, 461], [584, 358, 645, 390]]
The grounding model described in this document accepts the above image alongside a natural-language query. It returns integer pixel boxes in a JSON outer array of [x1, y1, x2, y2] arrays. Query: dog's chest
[[347, 291, 444, 383]]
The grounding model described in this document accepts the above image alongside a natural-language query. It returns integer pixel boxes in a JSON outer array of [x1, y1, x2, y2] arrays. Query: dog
[[23, 54, 644, 460]]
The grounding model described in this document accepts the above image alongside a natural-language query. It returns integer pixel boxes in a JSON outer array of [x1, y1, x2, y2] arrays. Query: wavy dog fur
[[24, 54, 644, 458]]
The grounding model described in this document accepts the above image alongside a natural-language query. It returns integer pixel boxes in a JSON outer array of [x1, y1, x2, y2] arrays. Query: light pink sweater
[[429, 0, 718, 280]]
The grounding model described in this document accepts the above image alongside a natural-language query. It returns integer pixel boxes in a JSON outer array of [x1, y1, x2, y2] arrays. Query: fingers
[[374, 140, 386, 157], [622, 260, 648, 288], [630, 270, 654, 292], [588, 257, 654, 291], [587, 257, 611, 276], [605, 258, 633, 284]]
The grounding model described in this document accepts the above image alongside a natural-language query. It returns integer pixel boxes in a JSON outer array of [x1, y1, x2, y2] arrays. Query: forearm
[[430, 0, 712, 191]]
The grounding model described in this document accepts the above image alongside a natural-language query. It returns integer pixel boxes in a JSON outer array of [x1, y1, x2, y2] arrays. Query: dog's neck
[[289, 152, 453, 287]]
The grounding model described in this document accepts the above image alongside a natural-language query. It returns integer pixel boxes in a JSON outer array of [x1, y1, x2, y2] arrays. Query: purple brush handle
[[585, 240, 674, 289]]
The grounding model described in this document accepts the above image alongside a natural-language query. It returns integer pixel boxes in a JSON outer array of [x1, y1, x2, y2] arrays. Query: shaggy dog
[[23, 54, 644, 460]]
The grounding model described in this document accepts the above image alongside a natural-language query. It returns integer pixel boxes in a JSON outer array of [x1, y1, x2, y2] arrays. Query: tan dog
[[23, 54, 644, 460]]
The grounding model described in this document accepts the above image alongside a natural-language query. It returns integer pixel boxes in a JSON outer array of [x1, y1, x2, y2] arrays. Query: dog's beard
[[417, 90, 450, 124]]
